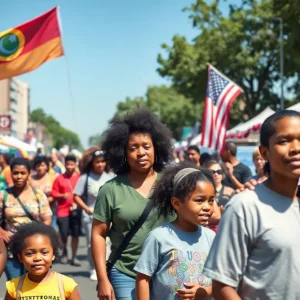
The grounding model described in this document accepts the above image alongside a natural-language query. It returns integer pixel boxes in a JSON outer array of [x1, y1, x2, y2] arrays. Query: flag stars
[[208, 69, 229, 105]]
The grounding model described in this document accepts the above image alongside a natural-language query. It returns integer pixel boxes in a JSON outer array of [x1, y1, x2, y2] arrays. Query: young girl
[[5, 222, 81, 300], [203, 110, 300, 300], [134, 162, 216, 300]]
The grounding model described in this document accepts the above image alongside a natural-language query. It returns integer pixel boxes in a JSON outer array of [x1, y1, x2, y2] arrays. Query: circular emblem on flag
[[0, 29, 25, 61]]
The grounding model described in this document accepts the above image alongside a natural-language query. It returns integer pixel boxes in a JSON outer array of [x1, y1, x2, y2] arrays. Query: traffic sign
[[0, 115, 11, 131]]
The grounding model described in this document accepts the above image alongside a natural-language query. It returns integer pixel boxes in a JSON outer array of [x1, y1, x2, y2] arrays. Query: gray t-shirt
[[203, 184, 300, 300], [74, 171, 114, 222], [134, 222, 215, 300]]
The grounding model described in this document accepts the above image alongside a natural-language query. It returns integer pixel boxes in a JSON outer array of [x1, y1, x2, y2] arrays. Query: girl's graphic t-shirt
[[6, 272, 77, 299], [134, 222, 215, 300]]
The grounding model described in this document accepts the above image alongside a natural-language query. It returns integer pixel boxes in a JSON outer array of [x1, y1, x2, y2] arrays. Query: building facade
[[0, 78, 30, 140]]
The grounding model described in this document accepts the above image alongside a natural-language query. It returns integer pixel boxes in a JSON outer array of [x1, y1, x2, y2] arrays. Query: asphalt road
[[0, 237, 99, 299]]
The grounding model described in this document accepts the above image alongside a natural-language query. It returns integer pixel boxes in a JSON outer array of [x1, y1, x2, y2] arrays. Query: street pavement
[[0, 237, 99, 299]]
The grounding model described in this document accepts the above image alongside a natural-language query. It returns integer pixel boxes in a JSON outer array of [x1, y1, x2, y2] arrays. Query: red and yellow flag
[[0, 7, 63, 79]]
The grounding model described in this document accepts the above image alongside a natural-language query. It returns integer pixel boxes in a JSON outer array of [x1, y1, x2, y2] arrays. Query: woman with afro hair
[[92, 108, 172, 300]]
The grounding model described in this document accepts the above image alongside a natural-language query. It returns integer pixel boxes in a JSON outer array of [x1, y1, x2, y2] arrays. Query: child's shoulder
[[148, 222, 187, 240], [60, 273, 77, 285], [6, 275, 24, 299], [6, 274, 22, 286], [59, 273, 78, 296]]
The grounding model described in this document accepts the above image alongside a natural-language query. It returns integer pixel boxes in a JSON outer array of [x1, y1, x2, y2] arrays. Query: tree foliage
[[30, 108, 81, 150], [88, 133, 105, 147], [146, 85, 198, 139], [113, 85, 197, 140], [115, 97, 147, 117], [157, 0, 298, 121]]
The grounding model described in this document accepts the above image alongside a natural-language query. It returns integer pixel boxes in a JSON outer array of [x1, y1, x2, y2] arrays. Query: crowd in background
[[0, 108, 299, 300]]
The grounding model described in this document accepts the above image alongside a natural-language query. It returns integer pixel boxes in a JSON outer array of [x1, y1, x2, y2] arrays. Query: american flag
[[201, 64, 243, 152]]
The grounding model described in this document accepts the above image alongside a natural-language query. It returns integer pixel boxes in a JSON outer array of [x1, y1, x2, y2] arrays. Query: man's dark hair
[[65, 155, 77, 163], [187, 145, 200, 154], [225, 141, 237, 156]]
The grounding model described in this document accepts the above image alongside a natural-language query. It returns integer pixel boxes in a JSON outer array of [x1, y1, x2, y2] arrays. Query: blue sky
[[2, 0, 231, 147]]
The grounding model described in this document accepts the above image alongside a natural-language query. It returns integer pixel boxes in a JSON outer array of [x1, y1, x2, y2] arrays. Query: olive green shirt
[[93, 174, 170, 278]]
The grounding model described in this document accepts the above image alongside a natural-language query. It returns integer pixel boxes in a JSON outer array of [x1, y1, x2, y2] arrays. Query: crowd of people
[[0, 108, 299, 300]]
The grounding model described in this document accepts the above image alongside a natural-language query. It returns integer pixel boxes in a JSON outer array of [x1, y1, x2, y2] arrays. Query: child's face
[[18, 234, 55, 276], [260, 117, 300, 179], [174, 180, 215, 227], [65, 160, 77, 174]]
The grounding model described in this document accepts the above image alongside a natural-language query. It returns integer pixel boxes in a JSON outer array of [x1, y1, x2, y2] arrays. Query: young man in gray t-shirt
[[203, 183, 300, 300]]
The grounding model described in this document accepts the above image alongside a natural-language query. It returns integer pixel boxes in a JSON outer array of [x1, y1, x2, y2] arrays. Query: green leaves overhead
[[30, 108, 81, 150], [158, 0, 298, 121]]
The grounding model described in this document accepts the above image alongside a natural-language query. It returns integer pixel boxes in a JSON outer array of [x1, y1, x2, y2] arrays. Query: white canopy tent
[[189, 107, 275, 146], [0, 135, 37, 153], [227, 107, 275, 134], [287, 102, 300, 111], [0, 144, 8, 151]]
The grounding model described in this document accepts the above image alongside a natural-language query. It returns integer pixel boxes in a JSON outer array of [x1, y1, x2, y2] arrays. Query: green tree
[[88, 133, 105, 147], [146, 85, 197, 139], [113, 85, 197, 140], [30, 108, 82, 150], [157, 0, 297, 122], [115, 97, 146, 117]]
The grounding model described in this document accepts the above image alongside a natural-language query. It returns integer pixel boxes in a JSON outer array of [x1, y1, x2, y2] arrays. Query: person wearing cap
[[74, 147, 114, 281]]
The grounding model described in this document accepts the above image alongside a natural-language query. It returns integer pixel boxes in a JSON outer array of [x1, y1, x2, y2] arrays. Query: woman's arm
[[0, 238, 7, 276], [41, 215, 52, 225], [67, 287, 81, 300], [0, 227, 12, 244], [74, 195, 93, 215], [38, 192, 53, 226], [47, 196, 54, 203], [136, 272, 151, 300], [212, 281, 241, 300], [92, 219, 115, 300]]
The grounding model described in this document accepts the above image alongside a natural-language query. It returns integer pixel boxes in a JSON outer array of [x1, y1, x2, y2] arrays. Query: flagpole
[[57, 6, 77, 132]]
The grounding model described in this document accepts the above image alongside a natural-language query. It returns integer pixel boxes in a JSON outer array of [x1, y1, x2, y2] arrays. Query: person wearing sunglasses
[[205, 160, 235, 232], [206, 160, 235, 208]]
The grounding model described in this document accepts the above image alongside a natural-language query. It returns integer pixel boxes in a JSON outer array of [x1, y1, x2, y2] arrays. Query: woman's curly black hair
[[150, 161, 216, 218], [10, 222, 63, 261], [101, 108, 172, 175]]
